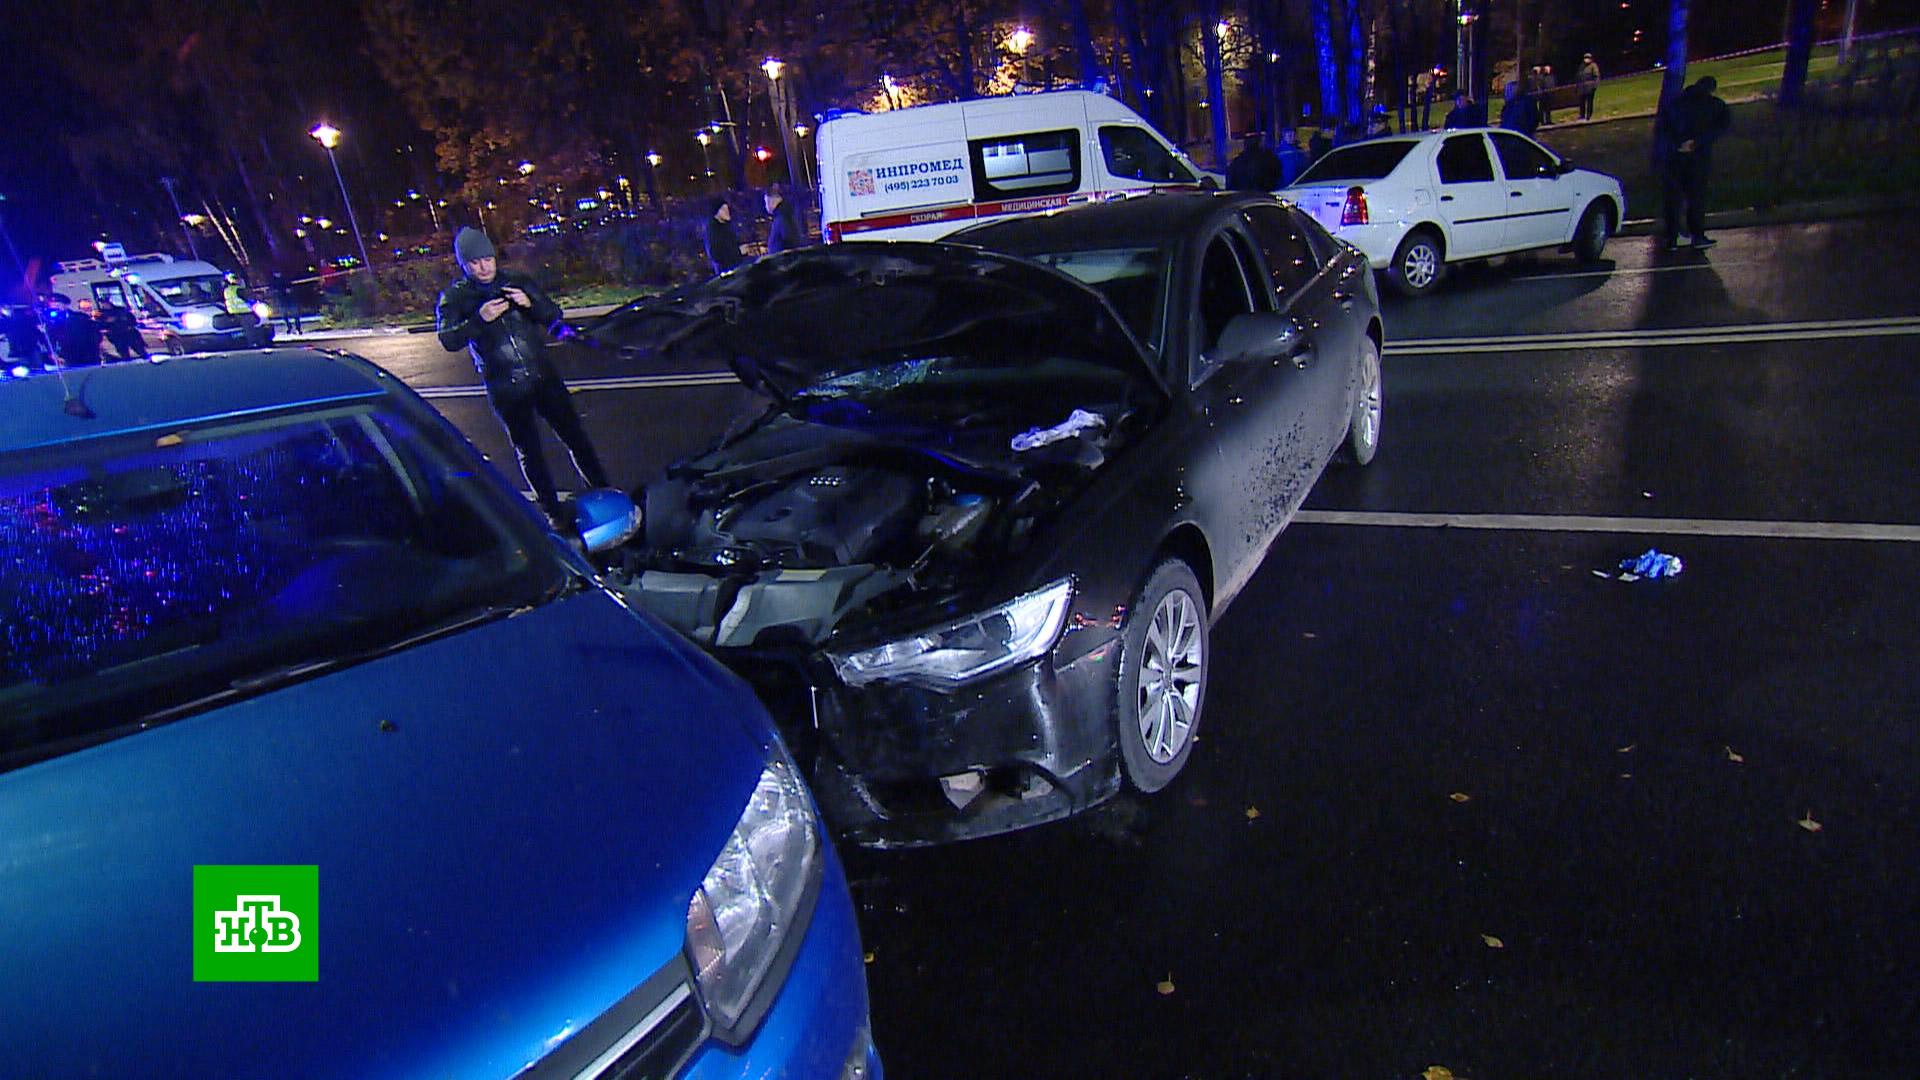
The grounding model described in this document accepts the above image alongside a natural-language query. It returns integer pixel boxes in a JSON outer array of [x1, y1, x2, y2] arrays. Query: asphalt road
[[314, 218, 1920, 1079]]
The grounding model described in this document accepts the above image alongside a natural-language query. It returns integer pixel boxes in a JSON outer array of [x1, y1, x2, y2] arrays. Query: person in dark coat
[[98, 296, 148, 360], [1307, 126, 1333, 162], [1656, 75, 1732, 250], [764, 182, 808, 255], [1578, 54, 1602, 121], [1275, 128, 1309, 186], [435, 227, 609, 524], [1444, 93, 1486, 129], [46, 295, 102, 367], [703, 197, 745, 275], [1499, 79, 1539, 136], [270, 271, 302, 334], [4, 302, 48, 368], [1225, 133, 1284, 191]]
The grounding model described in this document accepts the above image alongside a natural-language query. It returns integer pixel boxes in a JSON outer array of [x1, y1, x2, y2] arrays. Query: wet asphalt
[[313, 218, 1920, 1079]]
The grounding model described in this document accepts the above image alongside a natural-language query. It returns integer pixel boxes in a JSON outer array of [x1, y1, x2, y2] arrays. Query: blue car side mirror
[[570, 487, 643, 554]]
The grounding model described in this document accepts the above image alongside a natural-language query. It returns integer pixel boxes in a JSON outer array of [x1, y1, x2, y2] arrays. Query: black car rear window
[[1294, 141, 1417, 185]]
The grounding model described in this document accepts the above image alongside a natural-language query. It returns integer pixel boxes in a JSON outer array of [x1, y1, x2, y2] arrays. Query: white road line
[[1292, 509, 1920, 542], [416, 371, 738, 399], [1388, 320, 1920, 355], [1505, 260, 1760, 282], [1399, 315, 1920, 348]]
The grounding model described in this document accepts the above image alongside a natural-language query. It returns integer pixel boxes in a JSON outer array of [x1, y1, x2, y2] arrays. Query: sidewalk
[[283, 302, 625, 342], [1617, 192, 1920, 237]]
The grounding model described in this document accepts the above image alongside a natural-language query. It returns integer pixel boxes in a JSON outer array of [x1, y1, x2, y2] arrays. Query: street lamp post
[[158, 176, 201, 261], [309, 123, 374, 277], [763, 58, 802, 192], [695, 130, 715, 186]]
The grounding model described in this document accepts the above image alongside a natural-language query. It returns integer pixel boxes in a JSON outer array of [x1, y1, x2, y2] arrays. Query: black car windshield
[[1, 403, 570, 770], [1294, 141, 1418, 185], [147, 274, 226, 307], [1011, 247, 1167, 355]]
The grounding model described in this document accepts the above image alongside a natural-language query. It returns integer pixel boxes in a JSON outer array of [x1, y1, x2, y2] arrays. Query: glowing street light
[[645, 151, 663, 167], [754, 146, 773, 163], [181, 213, 207, 227], [761, 57, 785, 81], [517, 161, 536, 176], [1008, 26, 1034, 54], [695, 130, 712, 147], [794, 123, 810, 138], [316, 217, 333, 229], [308, 121, 373, 276], [1216, 19, 1231, 38]]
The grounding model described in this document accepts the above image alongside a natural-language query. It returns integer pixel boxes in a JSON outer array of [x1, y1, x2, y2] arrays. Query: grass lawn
[[1578, 45, 1843, 122], [1536, 96, 1920, 219]]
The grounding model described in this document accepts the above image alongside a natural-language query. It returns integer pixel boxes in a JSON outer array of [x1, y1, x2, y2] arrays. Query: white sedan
[[1283, 128, 1625, 297]]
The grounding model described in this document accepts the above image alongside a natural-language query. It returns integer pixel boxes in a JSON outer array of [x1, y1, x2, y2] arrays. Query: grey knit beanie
[[454, 227, 495, 264]]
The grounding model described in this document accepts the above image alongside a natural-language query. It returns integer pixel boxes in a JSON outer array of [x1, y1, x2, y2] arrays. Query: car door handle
[[1510, 191, 1525, 197], [1439, 194, 1455, 202]]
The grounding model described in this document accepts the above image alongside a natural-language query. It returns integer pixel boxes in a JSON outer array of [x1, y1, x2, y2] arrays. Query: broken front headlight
[[685, 748, 821, 1039], [829, 577, 1074, 691]]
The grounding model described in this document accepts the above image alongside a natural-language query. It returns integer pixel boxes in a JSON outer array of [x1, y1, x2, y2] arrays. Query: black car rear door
[[1185, 222, 1321, 608], [1242, 203, 1360, 462]]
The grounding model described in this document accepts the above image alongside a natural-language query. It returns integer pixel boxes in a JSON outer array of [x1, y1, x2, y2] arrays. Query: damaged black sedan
[[587, 192, 1383, 846]]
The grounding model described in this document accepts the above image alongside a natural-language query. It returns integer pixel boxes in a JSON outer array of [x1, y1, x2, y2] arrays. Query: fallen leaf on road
[[1725, 746, 1745, 763], [1156, 974, 1176, 996], [1797, 813, 1823, 833], [1481, 934, 1505, 949], [863, 952, 875, 964], [1449, 792, 1472, 803], [1591, 569, 1611, 579], [1619, 773, 1632, 779], [1245, 805, 1262, 822], [1617, 572, 1641, 582], [1617, 743, 1636, 754], [1423, 1068, 1457, 1080], [1302, 631, 1318, 639]]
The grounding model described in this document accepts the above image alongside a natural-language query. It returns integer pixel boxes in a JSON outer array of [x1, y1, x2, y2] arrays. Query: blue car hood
[[0, 590, 772, 1078]]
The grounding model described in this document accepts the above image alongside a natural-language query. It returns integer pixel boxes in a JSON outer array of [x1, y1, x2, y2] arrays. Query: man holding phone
[[436, 226, 609, 525]]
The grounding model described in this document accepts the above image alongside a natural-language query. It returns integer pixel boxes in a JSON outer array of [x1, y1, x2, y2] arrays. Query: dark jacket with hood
[[704, 214, 746, 274], [765, 199, 807, 255], [435, 268, 564, 395], [1658, 81, 1732, 166]]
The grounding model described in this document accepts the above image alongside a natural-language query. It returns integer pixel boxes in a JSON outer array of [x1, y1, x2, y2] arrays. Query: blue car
[[0, 351, 880, 1079]]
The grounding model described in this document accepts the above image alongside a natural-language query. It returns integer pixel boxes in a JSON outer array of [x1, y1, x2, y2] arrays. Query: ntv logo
[[213, 895, 302, 953]]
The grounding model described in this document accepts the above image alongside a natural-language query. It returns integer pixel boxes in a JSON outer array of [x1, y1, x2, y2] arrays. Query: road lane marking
[[1505, 260, 1760, 281], [415, 372, 739, 399], [1387, 315, 1920, 354], [1292, 509, 1920, 542]]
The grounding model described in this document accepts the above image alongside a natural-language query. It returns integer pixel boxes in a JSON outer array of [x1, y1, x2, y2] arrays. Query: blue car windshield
[[1, 403, 570, 770]]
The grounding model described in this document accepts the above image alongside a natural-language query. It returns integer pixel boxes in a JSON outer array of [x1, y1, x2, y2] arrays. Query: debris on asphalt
[[1423, 1068, 1459, 1080], [1726, 746, 1745, 763], [1244, 805, 1262, 822], [1010, 408, 1104, 451], [1797, 812, 1823, 833], [1619, 549, 1685, 579], [863, 951, 876, 964], [1480, 934, 1505, 949], [1618, 743, 1636, 754], [1156, 973, 1176, 996], [1449, 792, 1472, 803]]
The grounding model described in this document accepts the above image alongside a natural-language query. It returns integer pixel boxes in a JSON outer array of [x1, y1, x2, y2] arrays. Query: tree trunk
[[1780, 0, 1817, 107], [1343, 0, 1367, 134], [1204, 3, 1230, 167], [1311, 0, 1338, 129], [1070, 0, 1104, 84], [1653, 0, 1690, 170], [1114, 0, 1157, 125]]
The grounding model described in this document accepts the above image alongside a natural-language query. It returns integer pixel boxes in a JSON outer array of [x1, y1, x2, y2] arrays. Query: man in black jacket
[[764, 183, 807, 255], [704, 197, 745, 275], [1225, 133, 1284, 192], [1656, 76, 1732, 250], [436, 227, 608, 524]]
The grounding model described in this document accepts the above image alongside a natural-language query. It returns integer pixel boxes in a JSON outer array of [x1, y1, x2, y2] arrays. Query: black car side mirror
[[1200, 175, 1221, 192], [1211, 311, 1303, 366], [1555, 158, 1577, 175]]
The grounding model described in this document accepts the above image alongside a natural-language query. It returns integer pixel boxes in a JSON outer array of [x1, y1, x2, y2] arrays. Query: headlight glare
[[180, 311, 212, 331], [252, 301, 272, 319], [830, 577, 1073, 690], [685, 753, 819, 1034]]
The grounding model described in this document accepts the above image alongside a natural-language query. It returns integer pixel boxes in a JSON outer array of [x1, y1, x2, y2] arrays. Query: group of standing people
[[704, 182, 810, 276], [1225, 130, 1313, 191], [1443, 50, 1604, 134], [1, 293, 148, 372]]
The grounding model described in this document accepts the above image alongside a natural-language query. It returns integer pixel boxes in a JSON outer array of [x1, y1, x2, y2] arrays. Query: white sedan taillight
[[1341, 186, 1370, 227]]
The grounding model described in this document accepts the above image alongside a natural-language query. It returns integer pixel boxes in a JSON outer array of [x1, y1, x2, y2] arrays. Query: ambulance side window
[[969, 129, 1080, 200], [136, 287, 168, 317], [1100, 126, 1195, 185]]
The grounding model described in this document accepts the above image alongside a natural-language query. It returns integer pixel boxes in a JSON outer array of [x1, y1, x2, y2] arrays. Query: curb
[[1617, 192, 1920, 237]]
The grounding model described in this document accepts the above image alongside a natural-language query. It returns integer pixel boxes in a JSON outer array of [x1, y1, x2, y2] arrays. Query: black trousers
[[488, 376, 610, 512], [1662, 154, 1708, 242], [1580, 90, 1597, 120], [108, 331, 148, 360]]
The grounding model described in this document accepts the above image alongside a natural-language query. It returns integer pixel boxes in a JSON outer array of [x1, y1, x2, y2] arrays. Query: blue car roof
[[0, 350, 398, 454]]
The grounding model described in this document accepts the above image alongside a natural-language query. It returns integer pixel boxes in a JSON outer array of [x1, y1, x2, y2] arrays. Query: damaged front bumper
[[731, 634, 1126, 848]]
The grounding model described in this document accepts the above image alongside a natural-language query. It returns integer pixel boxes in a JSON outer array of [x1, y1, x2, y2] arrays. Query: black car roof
[[951, 191, 1281, 253]]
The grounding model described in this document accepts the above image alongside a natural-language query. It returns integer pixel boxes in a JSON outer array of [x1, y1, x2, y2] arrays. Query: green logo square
[[192, 865, 318, 982]]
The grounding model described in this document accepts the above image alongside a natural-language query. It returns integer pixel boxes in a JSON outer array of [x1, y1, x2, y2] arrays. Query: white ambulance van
[[50, 251, 274, 354], [817, 88, 1220, 243]]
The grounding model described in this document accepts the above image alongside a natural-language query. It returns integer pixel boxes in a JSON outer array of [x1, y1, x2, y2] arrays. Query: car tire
[[1387, 228, 1445, 297], [1343, 334, 1383, 466], [165, 336, 185, 356], [1573, 202, 1613, 263], [1115, 559, 1209, 794]]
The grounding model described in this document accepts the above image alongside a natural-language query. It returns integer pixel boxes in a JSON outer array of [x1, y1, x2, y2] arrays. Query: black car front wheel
[[1115, 559, 1209, 793]]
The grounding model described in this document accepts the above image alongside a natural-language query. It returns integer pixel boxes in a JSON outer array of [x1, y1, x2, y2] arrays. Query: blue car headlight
[[684, 748, 821, 1037], [829, 577, 1074, 691]]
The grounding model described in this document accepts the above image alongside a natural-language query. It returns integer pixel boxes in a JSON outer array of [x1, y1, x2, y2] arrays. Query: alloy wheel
[[1137, 589, 1203, 764]]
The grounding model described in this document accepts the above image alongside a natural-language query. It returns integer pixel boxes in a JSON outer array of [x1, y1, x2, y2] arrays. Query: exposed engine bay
[[604, 422, 1118, 650]]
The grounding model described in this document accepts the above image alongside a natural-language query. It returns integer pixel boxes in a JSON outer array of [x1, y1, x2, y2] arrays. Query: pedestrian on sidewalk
[[98, 296, 148, 360], [1537, 65, 1558, 125], [1276, 128, 1309, 185], [704, 197, 745, 276], [1655, 75, 1732, 251], [1499, 78, 1539, 136], [764, 182, 808, 255], [1445, 92, 1486, 129], [435, 227, 609, 526], [270, 271, 303, 334], [1225, 132, 1283, 191], [1578, 53, 1602, 120]]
